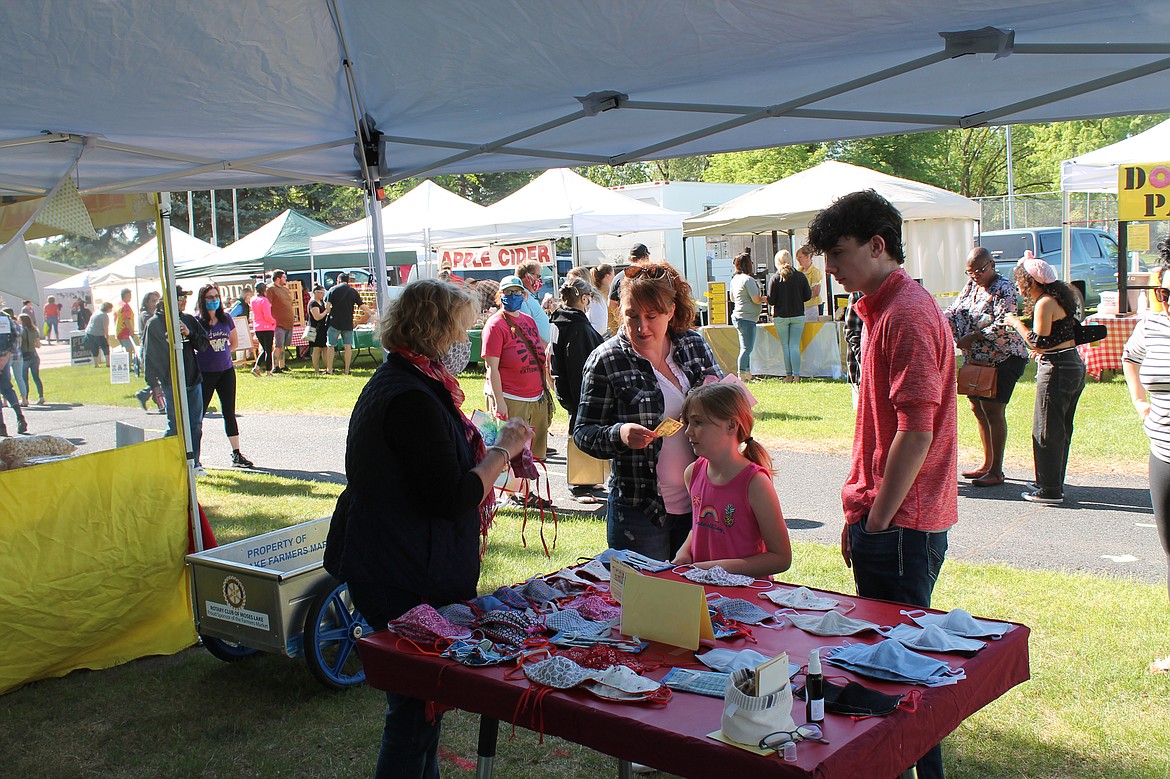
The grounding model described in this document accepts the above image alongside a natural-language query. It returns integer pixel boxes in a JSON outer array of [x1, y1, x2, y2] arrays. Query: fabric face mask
[[901, 608, 1010, 639], [524, 655, 598, 689], [206, 299, 221, 311], [679, 564, 756, 588], [883, 623, 987, 655], [697, 648, 797, 676], [543, 608, 609, 637], [760, 586, 842, 611], [501, 292, 525, 312], [441, 638, 520, 667], [796, 678, 903, 717], [826, 641, 965, 686], [785, 610, 881, 637], [567, 595, 621, 622], [708, 596, 781, 626], [436, 602, 477, 628], [661, 667, 730, 698], [387, 604, 473, 642], [520, 578, 561, 605], [576, 558, 611, 581], [441, 339, 472, 375]]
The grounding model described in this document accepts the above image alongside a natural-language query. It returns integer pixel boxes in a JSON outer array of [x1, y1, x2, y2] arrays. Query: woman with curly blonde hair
[[327, 278, 531, 778]]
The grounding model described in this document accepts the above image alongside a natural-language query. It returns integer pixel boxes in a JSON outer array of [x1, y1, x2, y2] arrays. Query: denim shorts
[[328, 327, 355, 346]]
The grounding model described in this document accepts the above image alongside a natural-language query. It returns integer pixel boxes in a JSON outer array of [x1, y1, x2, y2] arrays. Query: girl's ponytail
[[742, 436, 773, 477]]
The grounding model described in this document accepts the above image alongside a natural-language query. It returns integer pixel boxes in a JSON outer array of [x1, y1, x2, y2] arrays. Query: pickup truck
[[978, 227, 1121, 309]]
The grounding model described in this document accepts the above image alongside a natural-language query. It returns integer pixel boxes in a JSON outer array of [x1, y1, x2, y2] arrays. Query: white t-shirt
[[585, 299, 608, 334], [653, 358, 694, 514]]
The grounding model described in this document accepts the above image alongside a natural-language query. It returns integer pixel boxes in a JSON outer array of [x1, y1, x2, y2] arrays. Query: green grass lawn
[[2, 471, 1167, 779], [42, 360, 1149, 474]]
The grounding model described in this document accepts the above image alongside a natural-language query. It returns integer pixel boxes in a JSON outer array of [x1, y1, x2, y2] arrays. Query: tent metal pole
[[156, 192, 202, 553], [1061, 191, 1072, 291], [186, 191, 194, 235], [232, 189, 239, 242], [210, 190, 219, 247]]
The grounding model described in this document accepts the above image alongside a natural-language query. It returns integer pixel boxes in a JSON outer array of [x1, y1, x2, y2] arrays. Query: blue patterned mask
[[501, 292, 524, 312]]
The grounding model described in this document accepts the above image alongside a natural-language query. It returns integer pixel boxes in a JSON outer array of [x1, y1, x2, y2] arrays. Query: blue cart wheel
[[303, 579, 370, 690], [201, 634, 260, 663]]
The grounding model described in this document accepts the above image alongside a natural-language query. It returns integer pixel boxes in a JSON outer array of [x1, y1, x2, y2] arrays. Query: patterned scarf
[[392, 347, 495, 552]]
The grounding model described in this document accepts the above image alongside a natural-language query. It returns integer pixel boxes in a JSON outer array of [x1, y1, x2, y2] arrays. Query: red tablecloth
[[1077, 313, 1141, 380], [358, 578, 1030, 778]]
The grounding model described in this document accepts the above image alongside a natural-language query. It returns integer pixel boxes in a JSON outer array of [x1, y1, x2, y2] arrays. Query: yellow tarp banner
[[0, 437, 196, 695]]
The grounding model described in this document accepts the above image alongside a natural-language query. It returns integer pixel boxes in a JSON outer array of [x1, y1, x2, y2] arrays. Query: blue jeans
[[774, 315, 805, 377], [9, 350, 27, 398], [1033, 349, 1085, 496], [848, 520, 948, 779], [606, 490, 690, 561], [345, 583, 442, 779], [734, 318, 757, 373], [162, 381, 204, 465]]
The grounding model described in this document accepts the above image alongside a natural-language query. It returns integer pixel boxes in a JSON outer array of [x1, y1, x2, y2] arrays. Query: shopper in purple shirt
[[195, 283, 254, 468]]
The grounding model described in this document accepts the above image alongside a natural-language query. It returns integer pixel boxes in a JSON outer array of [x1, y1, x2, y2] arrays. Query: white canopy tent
[[1060, 118, 1170, 194], [418, 169, 687, 247], [1058, 118, 1170, 311], [685, 161, 980, 296], [46, 228, 216, 297], [310, 180, 487, 278]]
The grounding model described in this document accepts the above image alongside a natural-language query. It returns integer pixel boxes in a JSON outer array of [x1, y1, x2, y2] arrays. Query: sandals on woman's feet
[[971, 472, 1005, 487]]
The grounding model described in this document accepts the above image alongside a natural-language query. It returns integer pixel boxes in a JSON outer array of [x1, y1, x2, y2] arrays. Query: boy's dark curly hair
[[806, 189, 905, 264]]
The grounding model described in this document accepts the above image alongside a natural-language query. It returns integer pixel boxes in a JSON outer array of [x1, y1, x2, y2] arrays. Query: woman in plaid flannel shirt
[[574, 262, 721, 560]]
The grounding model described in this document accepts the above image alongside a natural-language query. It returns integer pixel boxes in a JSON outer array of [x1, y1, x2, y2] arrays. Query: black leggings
[[201, 368, 239, 438], [256, 331, 274, 371], [1149, 453, 1170, 557]]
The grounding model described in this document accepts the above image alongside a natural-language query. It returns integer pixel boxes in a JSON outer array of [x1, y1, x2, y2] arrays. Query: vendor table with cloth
[[358, 576, 1029, 778], [701, 322, 843, 379], [1076, 312, 1141, 380]]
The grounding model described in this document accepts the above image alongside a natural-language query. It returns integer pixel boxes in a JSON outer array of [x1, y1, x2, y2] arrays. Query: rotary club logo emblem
[[222, 576, 246, 609]]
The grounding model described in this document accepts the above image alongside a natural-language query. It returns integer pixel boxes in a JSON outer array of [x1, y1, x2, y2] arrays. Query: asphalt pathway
[[15, 396, 1164, 586]]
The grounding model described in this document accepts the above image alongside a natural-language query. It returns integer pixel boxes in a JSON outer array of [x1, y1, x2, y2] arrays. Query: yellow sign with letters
[[1118, 161, 1170, 221]]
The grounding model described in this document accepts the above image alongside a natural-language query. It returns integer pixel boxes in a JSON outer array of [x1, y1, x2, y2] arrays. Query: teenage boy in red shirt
[[807, 189, 957, 779]]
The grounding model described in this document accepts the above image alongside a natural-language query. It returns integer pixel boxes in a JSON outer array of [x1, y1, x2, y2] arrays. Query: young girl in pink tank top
[[671, 383, 792, 577]]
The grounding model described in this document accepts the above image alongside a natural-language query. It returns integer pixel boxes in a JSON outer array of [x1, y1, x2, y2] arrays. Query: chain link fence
[[975, 191, 1118, 233]]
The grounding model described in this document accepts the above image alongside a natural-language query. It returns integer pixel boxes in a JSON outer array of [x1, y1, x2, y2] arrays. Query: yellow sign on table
[[1118, 161, 1170, 221], [619, 569, 714, 650], [707, 282, 727, 326]]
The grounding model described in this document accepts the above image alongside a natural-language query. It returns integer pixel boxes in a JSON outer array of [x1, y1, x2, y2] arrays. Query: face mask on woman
[[206, 300, 221, 312], [441, 338, 472, 375], [501, 292, 524, 312]]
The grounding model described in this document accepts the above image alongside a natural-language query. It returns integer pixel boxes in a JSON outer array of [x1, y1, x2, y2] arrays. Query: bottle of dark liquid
[[806, 649, 825, 723]]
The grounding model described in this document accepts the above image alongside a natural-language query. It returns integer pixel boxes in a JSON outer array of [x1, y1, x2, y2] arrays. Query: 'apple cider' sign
[[441, 241, 554, 271]]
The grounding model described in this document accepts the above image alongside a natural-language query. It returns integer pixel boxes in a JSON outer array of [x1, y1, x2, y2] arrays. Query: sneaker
[[1021, 489, 1063, 505], [137, 394, 149, 412], [36, 398, 46, 406], [231, 450, 254, 468], [192, 465, 207, 477], [17, 418, 29, 435]]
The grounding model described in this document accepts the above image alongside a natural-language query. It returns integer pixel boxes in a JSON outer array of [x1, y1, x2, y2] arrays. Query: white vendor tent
[[310, 180, 486, 280], [311, 180, 486, 256], [1060, 118, 1170, 194], [421, 169, 687, 246], [685, 161, 980, 296], [47, 228, 217, 305]]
